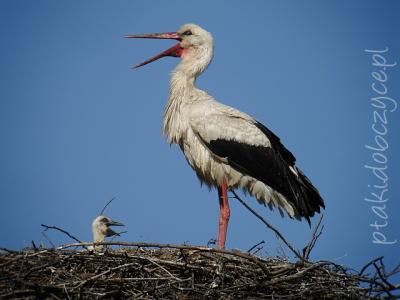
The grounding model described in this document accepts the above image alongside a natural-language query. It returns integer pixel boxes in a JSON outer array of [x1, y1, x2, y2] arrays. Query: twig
[[359, 256, 384, 276], [1, 245, 399, 299], [74, 262, 137, 289], [108, 277, 186, 282], [386, 262, 400, 277], [356, 256, 400, 298], [373, 262, 396, 290], [141, 256, 182, 281], [266, 261, 331, 285], [31, 240, 38, 252], [302, 213, 324, 260], [247, 240, 265, 254], [58, 241, 271, 273], [99, 197, 116, 216], [41, 230, 56, 248], [0, 247, 18, 253], [230, 190, 303, 261], [41, 224, 88, 250]]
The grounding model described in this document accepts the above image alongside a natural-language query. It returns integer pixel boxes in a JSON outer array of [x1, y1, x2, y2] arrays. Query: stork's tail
[[247, 167, 325, 225], [293, 169, 325, 224]]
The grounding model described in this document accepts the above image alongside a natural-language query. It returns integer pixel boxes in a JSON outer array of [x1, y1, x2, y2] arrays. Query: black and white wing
[[189, 108, 325, 222]]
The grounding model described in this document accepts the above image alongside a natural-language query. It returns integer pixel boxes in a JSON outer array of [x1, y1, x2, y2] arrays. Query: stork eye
[[182, 30, 193, 36]]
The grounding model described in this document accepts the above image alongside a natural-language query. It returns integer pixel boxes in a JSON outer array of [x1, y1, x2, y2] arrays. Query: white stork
[[126, 24, 325, 249]]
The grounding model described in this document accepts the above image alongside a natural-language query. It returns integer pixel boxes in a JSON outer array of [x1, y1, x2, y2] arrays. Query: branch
[[0, 247, 18, 253], [359, 256, 384, 276], [41, 224, 88, 250], [41, 230, 55, 248], [357, 256, 400, 297], [247, 240, 265, 255], [99, 197, 116, 216], [374, 262, 396, 290], [387, 262, 400, 277], [302, 213, 324, 260], [57, 241, 272, 274], [74, 262, 137, 289], [230, 190, 303, 261]]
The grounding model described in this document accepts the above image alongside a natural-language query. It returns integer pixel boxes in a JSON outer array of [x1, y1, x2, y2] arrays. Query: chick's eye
[[182, 30, 193, 36]]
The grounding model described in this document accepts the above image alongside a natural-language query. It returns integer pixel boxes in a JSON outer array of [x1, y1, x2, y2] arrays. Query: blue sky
[[1, 0, 399, 275]]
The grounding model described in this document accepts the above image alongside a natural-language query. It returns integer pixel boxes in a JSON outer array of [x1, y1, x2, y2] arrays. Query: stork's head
[[177, 23, 213, 51], [92, 215, 124, 243], [126, 23, 213, 73]]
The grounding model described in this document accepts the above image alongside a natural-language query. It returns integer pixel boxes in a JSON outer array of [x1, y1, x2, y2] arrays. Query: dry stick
[[135, 277, 192, 299], [0, 250, 399, 298], [251, 244, 265, 256], [74, 262, 137, 289], [140, 256, 182, 281], [59, 241, 250, 257], [108, 277, 186, 282], [0, 249, 49, 269], [55, 240, 400, 296], [99, 197, 116, 216], [356, 275, 397, 296], [41, 230, 56, 248], [0, 247, 18, 253], [41, 224, 88, 250], [387, 262, 400, 277], [267, 261, 331, 285], [57, 241, 271, 273], [373, 262, 396, 290], [359, 256, 384, 276], [136, 254, 216, 273], [302, 213, 324, 260], [31, 240, 38, 252], [247, 240, 265, 254], [374, 284, 400, 297], [230, 190, 303, 261], [328, 257, 399, 298], [377, 256, 387, 277]]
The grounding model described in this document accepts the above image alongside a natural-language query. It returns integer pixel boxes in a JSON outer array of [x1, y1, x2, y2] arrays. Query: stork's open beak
[[125, 32, 183, 68], [107, 220, 124, 227]]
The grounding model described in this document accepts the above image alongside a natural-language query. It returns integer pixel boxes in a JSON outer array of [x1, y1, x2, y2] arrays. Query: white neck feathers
[[163, 45, 213, 144]]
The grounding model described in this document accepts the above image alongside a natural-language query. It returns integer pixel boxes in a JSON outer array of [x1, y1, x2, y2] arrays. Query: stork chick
[[91, 215, 124, 250]]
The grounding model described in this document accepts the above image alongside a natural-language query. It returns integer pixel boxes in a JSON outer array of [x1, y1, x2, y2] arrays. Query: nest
[[1, 242, 392, 299]]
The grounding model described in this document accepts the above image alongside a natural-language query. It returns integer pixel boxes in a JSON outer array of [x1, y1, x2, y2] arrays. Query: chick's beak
[[107, 220, 124, 227]]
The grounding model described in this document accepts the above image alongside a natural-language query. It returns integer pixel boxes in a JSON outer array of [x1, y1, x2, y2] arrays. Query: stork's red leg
[[217, 181, 230, 249]]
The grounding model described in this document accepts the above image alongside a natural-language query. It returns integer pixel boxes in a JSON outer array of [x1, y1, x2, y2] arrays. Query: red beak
[[125, 32, 183, 68]]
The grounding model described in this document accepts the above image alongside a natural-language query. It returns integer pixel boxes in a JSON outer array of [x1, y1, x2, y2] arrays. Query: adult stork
[[126, 24, 325, 249]]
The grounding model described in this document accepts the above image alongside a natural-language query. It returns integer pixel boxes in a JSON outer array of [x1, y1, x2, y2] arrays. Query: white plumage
[[127, 24, 324, 249], [90, 216, 124, 250]]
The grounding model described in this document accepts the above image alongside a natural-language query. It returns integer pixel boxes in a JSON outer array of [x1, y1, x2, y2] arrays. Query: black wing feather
[[206, 121, 324, 221], [253, 121, 296, 166]]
